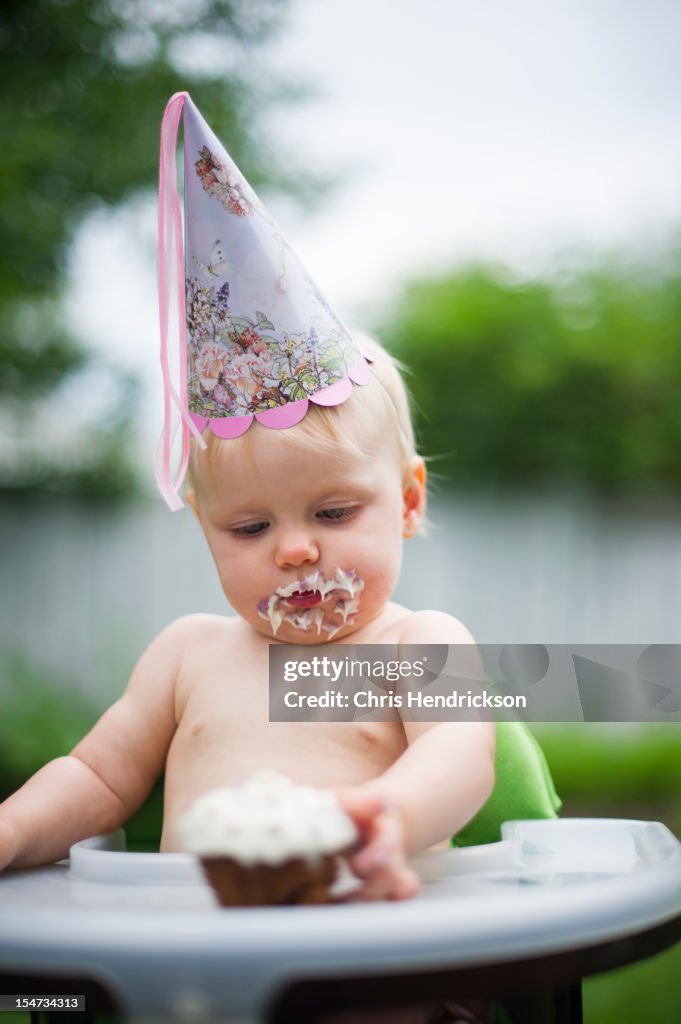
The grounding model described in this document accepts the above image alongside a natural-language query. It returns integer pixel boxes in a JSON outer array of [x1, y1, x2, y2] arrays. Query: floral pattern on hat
[[194, 146, 255, 218], [186, 275, 358, 418]]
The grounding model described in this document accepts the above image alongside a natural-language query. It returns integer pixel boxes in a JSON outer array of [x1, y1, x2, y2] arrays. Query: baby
[[0, 336, 495, 903]]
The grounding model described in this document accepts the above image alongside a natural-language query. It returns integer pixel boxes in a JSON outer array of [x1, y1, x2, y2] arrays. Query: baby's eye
[[232, 521, 268, 537], [316, 507, 357, 523]]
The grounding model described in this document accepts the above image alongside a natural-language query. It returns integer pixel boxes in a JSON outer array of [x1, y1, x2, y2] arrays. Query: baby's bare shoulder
[[152, 615, 244, 714], [156, 613, 240, 657], [139, 614, 240, 671], [397, 609, 477, 645]]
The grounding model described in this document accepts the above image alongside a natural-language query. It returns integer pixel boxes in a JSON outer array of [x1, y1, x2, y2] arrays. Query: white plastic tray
[[0, 819, 679, 1022]]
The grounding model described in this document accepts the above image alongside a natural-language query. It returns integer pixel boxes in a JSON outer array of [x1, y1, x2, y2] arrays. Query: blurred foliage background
[[1, 2, 681, 1023], [378, 250, 681, 496]]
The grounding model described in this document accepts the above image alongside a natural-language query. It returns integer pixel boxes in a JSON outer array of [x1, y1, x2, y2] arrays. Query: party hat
[[156, 92, 370, 509]]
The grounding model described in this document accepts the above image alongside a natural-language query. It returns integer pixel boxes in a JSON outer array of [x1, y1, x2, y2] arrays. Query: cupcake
[[177, 772, 358, 906]]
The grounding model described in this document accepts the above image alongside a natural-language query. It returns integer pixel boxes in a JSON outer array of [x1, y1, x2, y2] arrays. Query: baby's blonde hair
[[188, 332, 419, 492]]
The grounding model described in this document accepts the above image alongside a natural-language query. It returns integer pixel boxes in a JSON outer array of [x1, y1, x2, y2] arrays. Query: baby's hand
[[335, 787, 420, 901], [0, 820, 18, 872]]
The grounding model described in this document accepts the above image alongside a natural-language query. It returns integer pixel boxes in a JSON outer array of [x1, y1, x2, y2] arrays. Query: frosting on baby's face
[[258, 567, 365, 640]]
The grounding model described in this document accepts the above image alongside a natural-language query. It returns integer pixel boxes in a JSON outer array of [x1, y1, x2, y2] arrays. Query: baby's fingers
[[353, 863, 420, 902], [335, 786, 385, 832], [351, 812, 402, 877]]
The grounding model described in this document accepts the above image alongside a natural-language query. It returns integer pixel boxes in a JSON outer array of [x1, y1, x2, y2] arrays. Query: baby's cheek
[[218, 571, 259, 619], [359, 560, 399, 606]]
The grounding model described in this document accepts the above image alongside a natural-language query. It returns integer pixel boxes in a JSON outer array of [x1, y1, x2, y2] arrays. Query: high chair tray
[[0, 818, 680, 1022]]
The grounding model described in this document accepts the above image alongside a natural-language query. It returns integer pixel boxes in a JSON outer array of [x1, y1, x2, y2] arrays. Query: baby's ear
[[185, 490, 202, 524], [402, 457, 426, 538]]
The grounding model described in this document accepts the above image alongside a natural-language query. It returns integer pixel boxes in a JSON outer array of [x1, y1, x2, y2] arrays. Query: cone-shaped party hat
[[156, 92, 370, 509]]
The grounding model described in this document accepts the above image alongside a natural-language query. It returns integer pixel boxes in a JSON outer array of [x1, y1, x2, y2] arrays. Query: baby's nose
[[274, 528, 320, 569]]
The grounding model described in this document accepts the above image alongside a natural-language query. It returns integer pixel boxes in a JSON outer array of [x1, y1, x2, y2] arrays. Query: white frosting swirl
[[177, 771, 358, 866], [258, 567, 365, 639]]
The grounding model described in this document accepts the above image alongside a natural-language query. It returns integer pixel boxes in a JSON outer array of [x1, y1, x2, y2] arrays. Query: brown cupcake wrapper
[[201, 853, 339, 907]]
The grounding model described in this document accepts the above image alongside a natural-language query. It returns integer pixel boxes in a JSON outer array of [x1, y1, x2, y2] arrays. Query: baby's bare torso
[[161, 604, 410, 851]]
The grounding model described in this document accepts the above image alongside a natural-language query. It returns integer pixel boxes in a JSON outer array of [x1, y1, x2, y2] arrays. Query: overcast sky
[[66, 0, 681, 444]]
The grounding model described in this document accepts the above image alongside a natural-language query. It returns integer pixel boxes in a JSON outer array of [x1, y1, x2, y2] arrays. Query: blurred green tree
[[379, 247, 681, 495], [0, 0, 306, 496]]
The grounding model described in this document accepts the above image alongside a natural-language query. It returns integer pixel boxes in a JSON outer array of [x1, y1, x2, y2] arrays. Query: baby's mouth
[[258, 568, 365, 638], [283, 590, 323, 609]]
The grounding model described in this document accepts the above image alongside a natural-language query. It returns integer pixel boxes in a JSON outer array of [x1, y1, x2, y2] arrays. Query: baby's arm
[[0, 617, 189, 871], [340, 612, 495, 899]]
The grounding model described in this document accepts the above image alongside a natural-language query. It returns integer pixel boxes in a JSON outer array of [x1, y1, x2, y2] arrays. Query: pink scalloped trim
[[255, 399, 309, 428], [309, 377, 352, 407], [210, 414, 253, 438], [192, 358, 371, 439], [348, 356, 371, 386], [188, 412, 209, 433]]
